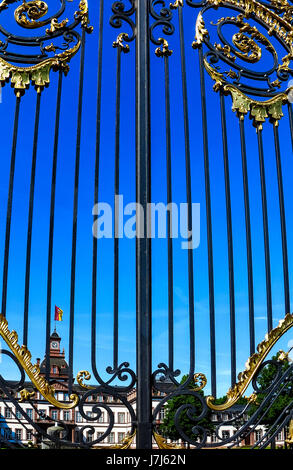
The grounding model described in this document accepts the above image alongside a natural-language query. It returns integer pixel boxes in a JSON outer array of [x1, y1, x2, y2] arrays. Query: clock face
[[51, 341, 59, 349]]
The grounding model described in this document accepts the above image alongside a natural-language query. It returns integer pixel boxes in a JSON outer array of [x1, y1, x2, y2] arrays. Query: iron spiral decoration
[[190, 0, 293, 127], [0, 0, 93, 95]]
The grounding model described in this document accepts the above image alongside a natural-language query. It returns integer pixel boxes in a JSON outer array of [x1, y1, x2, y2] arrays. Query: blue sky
[[0, 1, 293, 398]]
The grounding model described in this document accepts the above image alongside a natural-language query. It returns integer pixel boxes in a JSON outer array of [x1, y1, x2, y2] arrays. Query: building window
[[211, 414, 217, 422], [64, 411, 71, 421], [211, 433, 217, 443], [76, 411, 82, 423], [39, 409, 46, 419], [26, 409, 33, 420], [51, 410, 58, 420], [87, 432, 93, 443], [26, 430, 33, 441], [15, 429, 22, 441], [159, 409, 165, 421], [16, 410, 22, 419], [64, 393, 69, 402], [222, 431, 230, 440], [98, 396, 103, 402], [277, 431, 283, 441], [97, 432, 104, 441], [118, 432, 125, 443], [118, 412, 125, 424], [108, 432, 115, 444], [255, 430, 262, 441], [98, 412, 104, 423], [4, 407, 11, 419]]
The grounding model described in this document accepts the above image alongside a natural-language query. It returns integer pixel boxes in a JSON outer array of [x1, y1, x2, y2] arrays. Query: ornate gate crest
[[0, 0, 92, 95]]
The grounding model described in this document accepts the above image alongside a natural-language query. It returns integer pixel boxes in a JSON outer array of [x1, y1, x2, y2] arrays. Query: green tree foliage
[[159, 375, 215, 442], [248, 352, 293, 427]]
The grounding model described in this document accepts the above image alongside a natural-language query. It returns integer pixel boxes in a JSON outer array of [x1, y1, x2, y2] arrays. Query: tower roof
[[50, 330, 60, 339]]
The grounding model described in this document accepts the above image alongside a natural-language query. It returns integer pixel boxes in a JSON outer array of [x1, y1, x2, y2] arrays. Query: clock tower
[[39, 329, 70, 384], [50, 330, 61, 357]]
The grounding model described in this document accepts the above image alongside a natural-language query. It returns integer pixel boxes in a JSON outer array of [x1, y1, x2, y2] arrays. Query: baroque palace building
[[0, 330, 287, 448]]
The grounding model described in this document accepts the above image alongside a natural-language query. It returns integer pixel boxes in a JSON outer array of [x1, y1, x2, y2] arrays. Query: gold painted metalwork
[[206, 313, 293, 411], [169, 0, 183, 9], [193, 372, 207, 391], [0, 0, 18, 12], [155, 38, 173, 57], [14, 1, 48, 29], [192, 12, 209, 49], [214, 43, 236, 61], [0, 314, 79, 409], [113, 33, 130, 53], [0, 38, 80, 95], [203, 55, 292, 128], [111, 431, 136, 449], [193, 0, 293, 126], [19, 388, 35, 402], [153, 432, 184, 449], [76, 370, 95, 390], [0, 0, 92, 95], [46, 17, 69, 35], [74, 0, 93, 33], [285, 419, 293, 445]]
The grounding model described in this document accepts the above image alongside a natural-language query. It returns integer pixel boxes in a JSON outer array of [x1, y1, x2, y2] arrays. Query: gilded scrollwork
[[14, 0, 48, 28], [206, 313, 293, 410], [193, 0, 293, 126], [155, 37, 173, 56], [0, 0, 93, 95], [0, 315, 79, 408]]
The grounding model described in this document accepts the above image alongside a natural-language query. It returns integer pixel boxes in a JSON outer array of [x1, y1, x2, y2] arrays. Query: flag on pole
[[54, 306, 63, 321]]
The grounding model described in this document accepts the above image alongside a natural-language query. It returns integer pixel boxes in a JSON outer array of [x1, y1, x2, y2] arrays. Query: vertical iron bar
[[91, 0, 104, 381], [178, 4, 196, 388], [1, 96, 21, 318], [23, 91, 42, 345], [45, 71, 63, 380], [220, 92, 236, 386], [273, 122, 290, 315], [198, 45, 216, 397], [68, 28, 86, 393], [164, 54, 174, 372], [113, 45, 122, 369], [256, 127, 272, 332], [288, 103, 293, 152], [239, 118, 255, 355], [136, 0, 152, 449]]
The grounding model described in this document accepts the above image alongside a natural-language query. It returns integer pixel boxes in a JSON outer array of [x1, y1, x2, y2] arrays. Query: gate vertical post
[[135, 0, 152, 450]]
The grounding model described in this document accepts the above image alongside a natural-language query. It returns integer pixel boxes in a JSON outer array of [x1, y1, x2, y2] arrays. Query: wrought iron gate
[[0, 0, 293, 450]]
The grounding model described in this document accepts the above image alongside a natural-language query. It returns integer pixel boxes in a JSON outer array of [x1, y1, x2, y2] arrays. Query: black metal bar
[[23, 91, 41, 345], [288, 103, 293, 153], [256, 126, 272, 332], [91, 0, 104, 383], [239, 118, 255, 355], [164, 53, 174, 372], [198, 45, 216, 397], [1, 96, 21, 318], [219, 92, 236, 386], [136, 0, 152, 449], [273, 122, 290, 315], [68, 28, 86, 393], [178, 4, 196, 389], [113, 45, 122, 370], [45, 71, 63, 380]]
